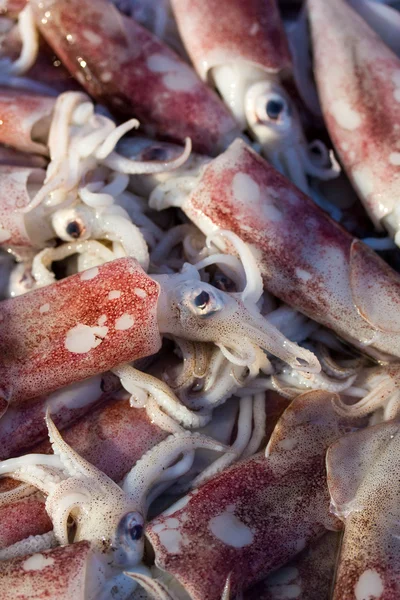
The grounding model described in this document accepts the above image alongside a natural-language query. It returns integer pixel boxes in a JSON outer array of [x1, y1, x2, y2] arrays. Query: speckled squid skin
[[0, 90, 54, 155], [244, 531, 341, 600], [170, 0, 292, 80], [146, 391, 353, 600], [30, 0, 239, 156], [308, 0, 400, 228], [0, 396, 166, 549], [0, 493, 52, 550], [0, 258, 161, 403], [327, 422, 400, 600], [0, 166, 46, 248], [0, 541, 93, 600], [183, 139, 400, 361]]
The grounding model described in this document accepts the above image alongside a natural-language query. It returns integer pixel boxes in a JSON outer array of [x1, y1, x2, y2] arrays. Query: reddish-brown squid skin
[[146, 391, 353, 600], [170, 0, 292, 80], [30, 0, 239, 155], [0, 541, 93, 600], [0, 257, 161, 404], [183, 139, 400, 361]]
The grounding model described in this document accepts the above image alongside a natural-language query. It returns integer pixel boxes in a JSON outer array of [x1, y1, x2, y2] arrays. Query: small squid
[[170, 0, 339, 192], [0, 412, 227, 598]]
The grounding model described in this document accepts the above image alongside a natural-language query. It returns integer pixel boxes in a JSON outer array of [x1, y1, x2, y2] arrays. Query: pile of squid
[[1, 0, 400, 598]]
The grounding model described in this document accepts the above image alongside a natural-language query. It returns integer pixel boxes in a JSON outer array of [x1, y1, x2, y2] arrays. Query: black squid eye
[[65, 220, 83, 239], [142, 147, 169, 161], [194, 291, 210, 310], [129, 524, 143, 541], [266, 99, 285, 120]]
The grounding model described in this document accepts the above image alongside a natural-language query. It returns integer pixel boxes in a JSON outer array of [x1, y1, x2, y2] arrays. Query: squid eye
[[117, 511, 144, 546], [194, 291, 210, 310], [141, 146, 169, 161], [65, 220, 84, 239], [265, 99, 285, 120]]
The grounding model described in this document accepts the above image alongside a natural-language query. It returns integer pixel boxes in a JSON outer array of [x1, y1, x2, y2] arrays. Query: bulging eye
[[117, 511, 144, 546], [51, 207, 93, 242], [255, 93, 290, 125], [188, 286, 224, 317], [65, 220, 85, 239]]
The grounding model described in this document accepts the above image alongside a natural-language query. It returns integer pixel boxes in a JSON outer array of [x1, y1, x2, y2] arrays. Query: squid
[[308, 0, 400, 245], [150, 138, 400, 362], [146, 390, 356, 600], [0, 412, 226, 598], [0, 256, 318, 423], [0, 90, 191, 270], [327, 420, 400, 599], [29, 0, 240, 156], [170, 0, 339, 193]]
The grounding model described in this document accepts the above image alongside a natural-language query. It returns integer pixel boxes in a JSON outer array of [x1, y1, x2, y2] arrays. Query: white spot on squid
[[158, 528, 184, 554], [108, 290, 121, 300], [295, 269, 312, 282], [209, 505, 254, 548], [82, 29, 102, 45], [392, 71, 400, 102], [352, 167, 374, 198], [80, 267, 99, 281], [163, 72, 197, 92], [39, 303, 50, 314], [115, 313, 135, 331], [147, 54, 182, 73], [232, 172, 260, 204], [134, 288, 147, 299], [279, 437, 297, 451], [389, 152, 400, 166], [100, 72, 112, 83], [354, 569, 384, 600], [0, 228, 11, 243], [249, 22, 259, 35], [22, 554, 55, 571], [330, 100, 362, 130], [98, 314, 107, 326], [65, 323, 108, 353]]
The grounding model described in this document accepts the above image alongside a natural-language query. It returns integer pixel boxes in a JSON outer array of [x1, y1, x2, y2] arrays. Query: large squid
[[169, 0, 339, 192], [150, 138, 400, 363], [0, 256, 318, 422], [308, 0, 400, 245]]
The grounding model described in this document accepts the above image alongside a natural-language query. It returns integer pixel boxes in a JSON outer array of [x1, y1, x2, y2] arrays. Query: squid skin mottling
[[0, 257, 161, 403], [0, 541, 93, 600], [183, 139, 400, 361], [327, 422, 400, 599], [170, 0, 292, 80], [30, 0, 239, 155], [147, 391, 350, 600], [308, 0, 400, 228]]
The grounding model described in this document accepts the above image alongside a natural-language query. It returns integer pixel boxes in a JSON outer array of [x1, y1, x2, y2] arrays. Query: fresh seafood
[[0, 0, 399, 598]]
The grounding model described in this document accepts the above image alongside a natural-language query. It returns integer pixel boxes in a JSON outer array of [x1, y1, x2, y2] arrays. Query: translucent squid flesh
[[159, 138, 400, 362], [308, 0, 400, 241], [29, 0, 240, 155], [0, 255, 319, 405], [146, 390, 356, 600], [327, 420, 400, 599]]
